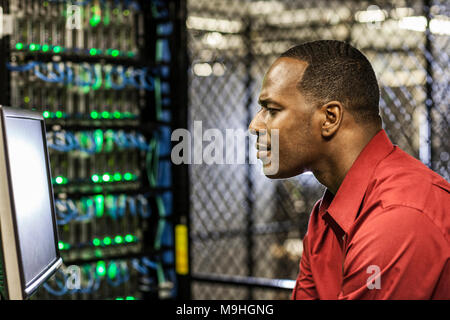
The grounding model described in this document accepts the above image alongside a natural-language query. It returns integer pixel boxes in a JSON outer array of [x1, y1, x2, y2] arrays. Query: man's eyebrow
[[258, 98, 282, 108]]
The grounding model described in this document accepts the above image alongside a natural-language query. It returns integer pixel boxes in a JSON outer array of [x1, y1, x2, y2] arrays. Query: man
[[248, 40, 449, 299]]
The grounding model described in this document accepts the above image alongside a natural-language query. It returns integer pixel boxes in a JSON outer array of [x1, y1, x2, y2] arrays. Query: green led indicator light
[[123, 172, 133, 181], [96, 261, 106, 276], [113, 172, 122, 181], [108, 263, 118, 279], [85, 198, 93, 208], [111, 49, 119, 57], [29, 43, 37, 51], [90, 16, 101, 27], [102, 173, 111, 182], [55, 111, 63, 118], [91, 110, 99, 119], [94, 129, 104, 152], [93, 238, 101, 246], [42, 44, 50, 52], [91, 174, 100, 183], [16, 43, 24, 50], [89, 48, 97, 56], [94, 195, 104, 217], [125, 296, 135, 300], [43, 111, 50, 118], [53, 46, 62, 53], [116, 297, 124, 300], [114, 235, 123, 244], [90, 6, 102, 27], [103, 237, 112, 245], [101, 111, 110, 119], [113, 111, 121, 119], [54, 176, 67, 184], [58, 241, 70, 250], [124, 234, 134, 243]]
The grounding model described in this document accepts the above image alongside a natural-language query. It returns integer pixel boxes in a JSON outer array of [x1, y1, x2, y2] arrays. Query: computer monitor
[[0, 106, 62, 300]]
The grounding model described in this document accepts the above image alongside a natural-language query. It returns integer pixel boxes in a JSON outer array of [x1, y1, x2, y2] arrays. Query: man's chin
[[262, 164, 287, 179], [262, 164, 309, 179]]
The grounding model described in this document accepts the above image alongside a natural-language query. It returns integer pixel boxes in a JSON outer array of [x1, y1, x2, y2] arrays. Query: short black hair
[[280, 40, 380, 124]]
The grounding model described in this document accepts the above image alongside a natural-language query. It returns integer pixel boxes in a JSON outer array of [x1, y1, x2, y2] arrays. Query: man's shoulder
[[364, 147, 450, 242], [368, 146, 450, 211]]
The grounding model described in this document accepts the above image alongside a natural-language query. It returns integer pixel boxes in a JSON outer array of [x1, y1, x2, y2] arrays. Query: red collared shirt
[[292, 129, 450, 300]]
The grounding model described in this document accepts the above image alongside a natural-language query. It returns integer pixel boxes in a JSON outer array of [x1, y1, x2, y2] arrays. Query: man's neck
[[313, 127, 381, 195]]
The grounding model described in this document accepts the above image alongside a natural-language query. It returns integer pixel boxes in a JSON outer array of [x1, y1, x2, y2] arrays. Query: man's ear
[[320, 101, 344, 138]]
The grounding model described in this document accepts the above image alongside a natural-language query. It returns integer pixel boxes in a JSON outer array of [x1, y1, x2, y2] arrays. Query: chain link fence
[[186, 0, 449, 299]]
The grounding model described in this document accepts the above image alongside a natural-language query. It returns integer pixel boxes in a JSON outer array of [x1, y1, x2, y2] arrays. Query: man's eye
[[258, 106, 279, 116], [266, 108, 278, 115]]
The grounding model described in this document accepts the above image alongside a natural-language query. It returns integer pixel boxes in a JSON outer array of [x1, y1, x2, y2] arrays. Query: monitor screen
[[3, 117, 58, 287]]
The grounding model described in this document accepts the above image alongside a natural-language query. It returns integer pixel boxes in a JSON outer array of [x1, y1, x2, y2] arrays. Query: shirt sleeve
[[338, 205, 449, 300], [292, 234, 319, 300]]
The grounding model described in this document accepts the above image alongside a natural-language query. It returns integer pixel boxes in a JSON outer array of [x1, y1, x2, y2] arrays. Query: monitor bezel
[[0, 106, 62, 300]]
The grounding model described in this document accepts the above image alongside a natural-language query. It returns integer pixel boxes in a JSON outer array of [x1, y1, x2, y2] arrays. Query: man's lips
[[256, 143, 271, 151], [255, 141, 271, 164], [256, 150, 271, 165]]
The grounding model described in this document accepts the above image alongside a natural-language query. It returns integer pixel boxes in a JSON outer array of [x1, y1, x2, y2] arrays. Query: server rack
[[0, 0, 189, 300]]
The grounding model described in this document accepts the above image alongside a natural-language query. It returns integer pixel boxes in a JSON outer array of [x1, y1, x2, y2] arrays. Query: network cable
[[6, 62, 156, 91], [132, 257, 165, 285], [54, 194, 152, 225], [43, 260, 132, 297], [42, 269, 68, 296], [47, 130, 151, 153], [105, 261, 130, 287]]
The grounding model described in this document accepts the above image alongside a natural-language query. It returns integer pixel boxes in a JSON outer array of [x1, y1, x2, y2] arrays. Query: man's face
[[249, 57, 320, 179]]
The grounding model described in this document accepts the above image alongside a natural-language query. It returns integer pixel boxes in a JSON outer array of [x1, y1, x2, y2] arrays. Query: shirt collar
[[324, 129, 395, 234]]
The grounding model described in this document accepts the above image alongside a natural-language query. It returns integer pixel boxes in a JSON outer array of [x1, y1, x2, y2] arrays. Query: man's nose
[[248, 113, 266, 136]]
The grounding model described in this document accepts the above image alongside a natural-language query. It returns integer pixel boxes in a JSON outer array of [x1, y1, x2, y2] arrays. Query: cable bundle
[[47, 130, 151, 154], [7, 62, 157, 91], [43, 260, 130, 296], [55, 193, 152, 225]]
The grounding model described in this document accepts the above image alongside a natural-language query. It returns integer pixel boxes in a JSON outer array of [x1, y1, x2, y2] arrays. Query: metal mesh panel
[[192, 282, 249, 300], [191, 235, 249, 276], [187, 0, 449, 299], [252, 288, 291, 300], [430, 0, 450, 180]]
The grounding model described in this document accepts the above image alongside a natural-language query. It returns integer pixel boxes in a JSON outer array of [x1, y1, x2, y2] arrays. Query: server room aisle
[[0, 0, 189, 300]]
